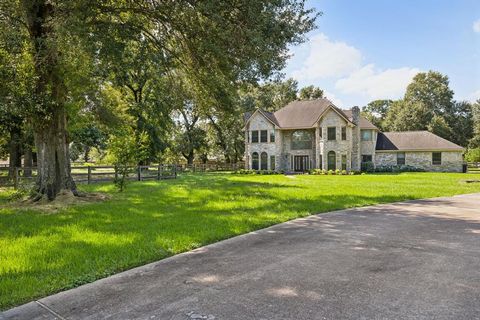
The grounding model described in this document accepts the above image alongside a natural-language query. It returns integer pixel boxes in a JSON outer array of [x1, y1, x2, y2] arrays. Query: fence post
[[114, 166, 118, 181], [157, 164, 161, 180], [137, 166, 142, 181], [174, 165, 177, 178], [87, 166, 91, 184]]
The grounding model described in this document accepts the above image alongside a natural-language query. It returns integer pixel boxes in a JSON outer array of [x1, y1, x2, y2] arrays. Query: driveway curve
[[3, 193, 480, 320]]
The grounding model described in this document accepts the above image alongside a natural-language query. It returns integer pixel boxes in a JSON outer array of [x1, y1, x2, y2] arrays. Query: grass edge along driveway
[[1, 172, 480, 310]]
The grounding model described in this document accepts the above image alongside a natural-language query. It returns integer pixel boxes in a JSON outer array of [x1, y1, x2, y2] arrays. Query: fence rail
[[0, 162, 246, 188], [1, 165, 179, 189], [467, 162, 480, 173]]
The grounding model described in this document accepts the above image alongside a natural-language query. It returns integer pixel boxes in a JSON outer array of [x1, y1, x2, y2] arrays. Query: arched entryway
[[327, 151, 336, 171]]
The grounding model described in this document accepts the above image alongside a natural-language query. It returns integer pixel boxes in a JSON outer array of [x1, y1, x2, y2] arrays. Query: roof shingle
[[376, 131, 464, 151]]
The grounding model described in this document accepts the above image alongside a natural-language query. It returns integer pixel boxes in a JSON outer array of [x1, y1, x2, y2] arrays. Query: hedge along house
[[243, 99, 465, 172]]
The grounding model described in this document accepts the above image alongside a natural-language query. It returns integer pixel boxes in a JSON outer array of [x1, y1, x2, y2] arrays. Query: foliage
[[469, 100, 480, 148], [0, 0, 319, 198], [374, 165, 425, 173], [380, 71, 474, 147], [465, 148, 480, 163], [70, 125, 107, 162], [361, 99, 392, 131], [361, 161, 375, 173], [2, 173, 480, 309], [298, 85, 324, 100], [108, 131, 149, 191]]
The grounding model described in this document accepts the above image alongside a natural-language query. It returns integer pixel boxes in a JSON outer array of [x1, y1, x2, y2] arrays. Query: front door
[[294, 155, 309, 172]]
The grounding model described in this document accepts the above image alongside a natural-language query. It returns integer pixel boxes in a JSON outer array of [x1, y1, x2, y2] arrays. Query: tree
[[245, 78, 299, 112], [469, 100, 480, 148], [70, 125, 106, 162], [1, 0, 317, 200], [298, 85, 323, 100], [383, 71, 474, 146], [361, 99, 392, 131]]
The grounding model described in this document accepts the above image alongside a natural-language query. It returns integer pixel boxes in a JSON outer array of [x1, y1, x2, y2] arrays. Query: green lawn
[[1, 172, 480, 309]]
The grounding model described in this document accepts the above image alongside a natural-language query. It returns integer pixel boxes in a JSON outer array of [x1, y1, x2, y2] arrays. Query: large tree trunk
[[24, 146, 33, 177], [34, 106, 77, 200], [8, 128, 22, 179], [24, 0, 77, 200]]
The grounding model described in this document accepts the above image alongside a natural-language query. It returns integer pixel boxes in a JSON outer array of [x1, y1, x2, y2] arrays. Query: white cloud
[[335, 64, 420, 100], [473, 19, 480, 33], [290, 33, 362, 80]]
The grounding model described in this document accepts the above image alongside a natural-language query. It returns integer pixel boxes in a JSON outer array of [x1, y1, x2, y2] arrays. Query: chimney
[[351, 106, 361, 171], [352, 106, 360, 125]]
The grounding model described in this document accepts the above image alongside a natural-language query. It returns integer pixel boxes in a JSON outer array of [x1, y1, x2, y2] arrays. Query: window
[[247, 131, 250, 143], [260, 130, 268, 143], [270, 155, 275, 171], [291, 130, 313, 150], [432, 152, 442, 165], [327, 151, 336, 170], [319, 155, 322, 169], [341, 154, 347, 170], [251, 131, 259, 143], [319, 127, 322, 138], [341, 127, 347, 140], [270, 131, 275, 143], [327, 127, 336, 141], [252, 152, 259, 170], [361, 130, 372, 141], [362, 155, 372, 163], [397, 152, 406, 165], [260, 152, 268, 170]]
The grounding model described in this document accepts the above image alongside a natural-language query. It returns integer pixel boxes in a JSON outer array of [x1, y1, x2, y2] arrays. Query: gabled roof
[[376, 131, 464, 151], [342, 110, 378, 130], [273, 99, 342, 128], [243, 98, 377, 129]]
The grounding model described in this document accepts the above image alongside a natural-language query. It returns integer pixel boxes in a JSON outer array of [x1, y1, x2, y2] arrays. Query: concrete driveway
[[3, 193, 480, 320]]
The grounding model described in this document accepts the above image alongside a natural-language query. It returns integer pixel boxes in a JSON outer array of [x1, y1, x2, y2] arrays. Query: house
[[243, 99, 464, 172]]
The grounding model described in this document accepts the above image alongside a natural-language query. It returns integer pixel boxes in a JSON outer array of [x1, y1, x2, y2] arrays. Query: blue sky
[[283, 0, 480, 108]]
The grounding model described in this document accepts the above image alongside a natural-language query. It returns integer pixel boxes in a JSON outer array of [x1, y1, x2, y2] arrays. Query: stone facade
[[375, 151, 463, 172], [245, 108, 376, 171], [244, 105, 464, 173]]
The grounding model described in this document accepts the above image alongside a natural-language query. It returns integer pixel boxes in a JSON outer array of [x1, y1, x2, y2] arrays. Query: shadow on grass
[[0, 172, 479, 309]]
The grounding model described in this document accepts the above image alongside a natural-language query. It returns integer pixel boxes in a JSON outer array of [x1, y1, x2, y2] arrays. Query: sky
[[283, 0, 480, 108]]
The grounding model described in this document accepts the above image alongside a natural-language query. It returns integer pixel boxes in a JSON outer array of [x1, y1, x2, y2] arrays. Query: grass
[[1, 172, 480, 309]]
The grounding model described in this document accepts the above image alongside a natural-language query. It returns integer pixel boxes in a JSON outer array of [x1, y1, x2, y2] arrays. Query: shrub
[[374, 165, 424, 173], [361, 161, 375, 173], [327, 170, 334, 175], [341, 170, 347, 175], [465, 148, 480, 162]]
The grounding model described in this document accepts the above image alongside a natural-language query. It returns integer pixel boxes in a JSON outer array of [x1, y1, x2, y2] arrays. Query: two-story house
[[244, 99, 464, 172]]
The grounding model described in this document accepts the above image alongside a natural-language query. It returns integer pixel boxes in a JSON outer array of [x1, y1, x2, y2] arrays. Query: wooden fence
[[467, 162, 480, 173], [1, 165, 178, 189], [176, 162, 245, 173]]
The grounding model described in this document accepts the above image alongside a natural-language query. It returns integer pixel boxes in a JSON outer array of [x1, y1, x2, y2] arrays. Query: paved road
[[3, 193, 480, 320]]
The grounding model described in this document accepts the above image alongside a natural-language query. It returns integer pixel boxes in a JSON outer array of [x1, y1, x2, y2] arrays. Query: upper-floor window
[[251, 130, 259, 143], [397, 152, 406, 165], [291, 130, 313, 150], [270, 131, 275, 143], [260, 130, 268, 143], [327, 127, 336, 141], [361, 129, 373, 141], [341, 127, 347, 140], [432, 152, 442, 165]]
